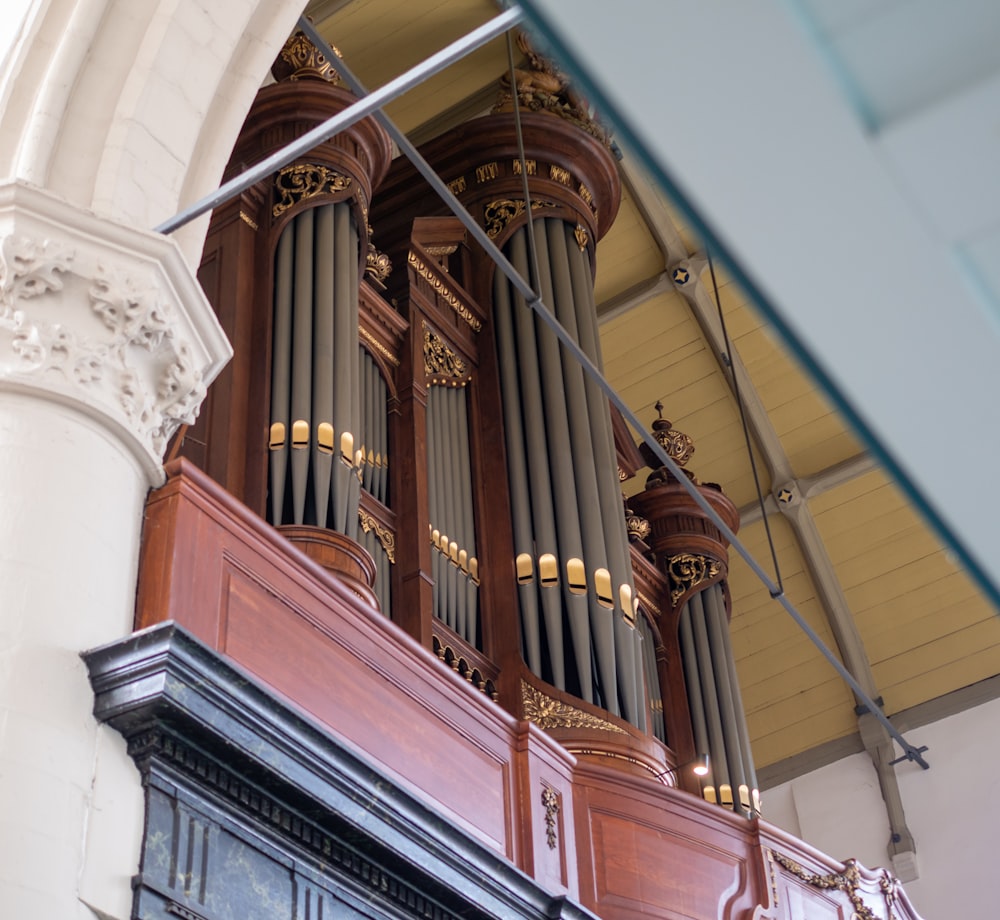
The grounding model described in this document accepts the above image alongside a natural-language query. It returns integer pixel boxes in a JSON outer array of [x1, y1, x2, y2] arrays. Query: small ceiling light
[[655, 753, 711, 782]]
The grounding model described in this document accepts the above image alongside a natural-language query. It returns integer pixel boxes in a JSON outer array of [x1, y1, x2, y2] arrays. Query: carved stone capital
[[0, 182, 231, 484]]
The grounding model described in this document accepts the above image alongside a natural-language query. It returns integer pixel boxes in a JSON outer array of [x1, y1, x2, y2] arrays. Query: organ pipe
[[494, 218, 643, 728], [268, 202, 362, 533], [426, 375, 480, 648]]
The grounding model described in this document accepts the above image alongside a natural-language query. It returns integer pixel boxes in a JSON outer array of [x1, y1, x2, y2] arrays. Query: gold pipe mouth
[[317, 422, 335, 454], [269, 422, 286, 450]]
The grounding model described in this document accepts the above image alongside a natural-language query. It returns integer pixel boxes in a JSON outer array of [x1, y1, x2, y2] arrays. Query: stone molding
[[83, 624, 600, 920], [0, 182, 231, 484]]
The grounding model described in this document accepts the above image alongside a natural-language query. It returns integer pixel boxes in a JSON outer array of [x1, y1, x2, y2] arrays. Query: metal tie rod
[[154, 7, 523, 235], [296, 15, 929, 771]]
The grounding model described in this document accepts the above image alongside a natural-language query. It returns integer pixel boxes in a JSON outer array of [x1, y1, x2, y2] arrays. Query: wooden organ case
[[121, 30, 924, 920]]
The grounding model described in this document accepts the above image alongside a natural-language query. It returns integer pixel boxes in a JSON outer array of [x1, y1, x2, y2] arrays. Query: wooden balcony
[[128, 459, 923, 920]]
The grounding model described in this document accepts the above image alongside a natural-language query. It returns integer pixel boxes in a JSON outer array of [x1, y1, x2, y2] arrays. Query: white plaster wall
[[762, 696, 1000, 919], [0, 394, 147, 920]]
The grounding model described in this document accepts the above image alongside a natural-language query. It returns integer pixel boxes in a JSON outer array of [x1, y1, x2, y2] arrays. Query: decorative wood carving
[[627, 482, 739, 614]]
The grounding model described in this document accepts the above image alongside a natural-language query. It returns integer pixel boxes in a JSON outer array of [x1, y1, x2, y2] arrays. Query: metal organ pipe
[[268, 203, 361, 532], [491, 264, 545, 680], [270, 228, 294, 524]]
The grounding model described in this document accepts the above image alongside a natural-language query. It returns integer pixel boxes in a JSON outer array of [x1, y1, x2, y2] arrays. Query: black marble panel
[[84, 624, 595, 920]]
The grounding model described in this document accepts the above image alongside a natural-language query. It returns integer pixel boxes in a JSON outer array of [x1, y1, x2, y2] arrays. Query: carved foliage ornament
[[483, 198, 558, 240], [423, 325, 468, 383], [493, 32, 611, 146], [666, 553, 722, 607], [273, 164, 352, 217], [541, 787, 560, 850], [521, 680, 627, 735], [770, 851, 902, 920], [0, 235, 206, 458]]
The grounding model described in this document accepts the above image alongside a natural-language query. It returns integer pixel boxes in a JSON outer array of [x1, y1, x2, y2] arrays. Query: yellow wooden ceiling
[[309, 0, 1000, 777]]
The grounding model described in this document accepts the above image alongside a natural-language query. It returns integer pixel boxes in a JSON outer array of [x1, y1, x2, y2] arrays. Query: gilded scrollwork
[[407, 251, 482, 332], [666, 553, 722, 607], [273, 164, 352, 217], [573, 224, 589, 251], [423, 325, 468, 382], [521, 680, 627, 734], [483, 198, 557, 239], [358, 508, 396, 564], [770, 852, 900, 920]]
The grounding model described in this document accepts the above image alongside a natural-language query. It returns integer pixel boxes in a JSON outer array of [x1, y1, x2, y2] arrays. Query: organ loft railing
[[177, 28, 757, 814]]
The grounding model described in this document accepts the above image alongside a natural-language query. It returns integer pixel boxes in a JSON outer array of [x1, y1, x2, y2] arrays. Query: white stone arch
[[0, 0, 304, 266]]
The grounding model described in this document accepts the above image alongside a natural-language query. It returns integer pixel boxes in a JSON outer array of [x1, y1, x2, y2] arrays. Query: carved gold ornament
[[521, 680, 627, 734], [476, 161, 499, 184], [407, 251, 482, 332], [276, 31, 344, 85], [423, 325, 468, 382], [433, 637, 496, 699], [366, 243, 392, 285], [492, 32, 611, 146], [770, 851, 901, 920], [573, 224, 589, 251], [483, 198, 557, 239], [666, 553, 721, 606], [651, 400, 695, 467], [549, 165, 572, 185], [636, 590, 661, 617], [358, 508, 396, 564], [541, 787, 560, 849], [359, 325, 399, 368], [625, 508, 651, 542], [273, 164, 352, 217]]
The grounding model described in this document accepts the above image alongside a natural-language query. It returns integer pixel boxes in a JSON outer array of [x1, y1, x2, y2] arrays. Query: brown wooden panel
[[513, 723, 579, 897], [571, 764, 762, 920], [589, 808, 743, 920], [137, 460, 521, 860], [220, 559, 512, 853]]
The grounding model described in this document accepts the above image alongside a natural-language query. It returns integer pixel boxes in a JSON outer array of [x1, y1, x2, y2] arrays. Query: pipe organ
[[185, 29, 757, 809], [628, 411, 760, 813]]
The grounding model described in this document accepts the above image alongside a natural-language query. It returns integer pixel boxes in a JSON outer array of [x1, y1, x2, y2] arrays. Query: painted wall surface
[[762, 695, 1000, 920]]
